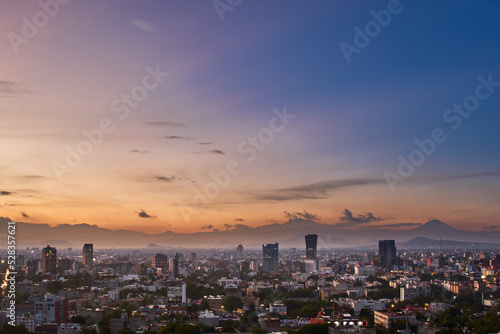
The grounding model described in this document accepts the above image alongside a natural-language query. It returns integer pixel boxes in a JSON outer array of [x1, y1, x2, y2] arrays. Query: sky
[[1, 0, 500, 234]]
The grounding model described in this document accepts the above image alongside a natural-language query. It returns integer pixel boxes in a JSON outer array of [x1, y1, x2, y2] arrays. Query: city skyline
[[1, 1, 500, 234]]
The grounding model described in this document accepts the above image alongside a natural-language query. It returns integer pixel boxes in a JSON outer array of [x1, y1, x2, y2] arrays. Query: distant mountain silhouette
[[1, 217, 498, 249], [146, 243, 168, 249], [413, 219, 458, 233], [399, 237, 500, 249]]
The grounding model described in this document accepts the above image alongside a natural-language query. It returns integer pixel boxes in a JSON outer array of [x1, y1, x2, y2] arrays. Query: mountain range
[[0, 217, 498, 249]]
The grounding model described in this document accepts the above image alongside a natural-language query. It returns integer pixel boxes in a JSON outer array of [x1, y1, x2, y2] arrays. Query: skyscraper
[[152, 254, 168, 269], [378, 240, 396, 271], [305, 234, 318, 259], [262, 243, 279, 272], [42, 245, 57, 274], [169, 255, 179, 275], [82, 243, 93, 269], [236, 244, 244, 257]]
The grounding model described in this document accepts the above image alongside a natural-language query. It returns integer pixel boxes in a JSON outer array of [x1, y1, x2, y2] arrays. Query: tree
[[389, 319, 417, 334], [70, 315, 87, 325], [252, 327, 267, 334], [200, 299, 211, 310], [296, 323, 329, 334], [82, 329, 98, 334], [100, 325, 111, 334], [222, 295, 243, 312], [222, 320, 240, 333], [0, 324, 31, 334]]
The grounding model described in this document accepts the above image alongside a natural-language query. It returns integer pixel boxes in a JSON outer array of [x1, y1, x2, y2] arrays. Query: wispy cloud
[[234, 218, 245, 222], [194, 150, 226, 155], [155, 175, 184, 182], [143, 121, 186, 128], [197, 142, 213, 145], [223, 223, 250, 231], [131, 149, 150, 154], [21, 212, 30, 218], [202, 224, 214, 230], [483, 225, 499, 231], [0, 80, 33, 94], [429, 171, 500, 182], [1, 191, 12, 196], [367, 222, 421, 229], [136, 209, 156, 218], [133, 19, 156, 32], [284, 211, 320, 221], [164, 135, 195, 141], [252, 178, 384, 201]]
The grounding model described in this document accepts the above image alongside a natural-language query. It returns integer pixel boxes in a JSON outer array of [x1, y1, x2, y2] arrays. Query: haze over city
[[1, 0, 500, 235]]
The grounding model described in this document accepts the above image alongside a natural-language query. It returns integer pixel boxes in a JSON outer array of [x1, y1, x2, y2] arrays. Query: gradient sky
[[1, 0, 500, 233]]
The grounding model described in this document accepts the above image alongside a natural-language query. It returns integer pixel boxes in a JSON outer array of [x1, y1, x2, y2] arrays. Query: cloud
[[283, 211, 321, 220], [0, 80, 33, 94], [210, 150, 225, 155], [136, 209, 156, 218], [194, 150, 226, 155], [21, 212, 30, 218], [144, 121, 186, 128], [202, 224, 214, 230], [233, 224, 250, 230], [131, 150, 150, 154], [155, 175, 192, 184], [333, 209, 383, 228], [340, 209, 382, 224], [197, 142, 213, 145], [234, 218, 245, 222], [431, 171, 500, 182], [1, 191, 12, 196], [483, 225, 499, 231], [156, 176, 179, 182], [266, 219, 278, 224], [252, 178, 384, 201], [164, 136, 195, 141], [367, 223, 422, 229], [133, 19, 156, 32], [223, 223, 250, 231]]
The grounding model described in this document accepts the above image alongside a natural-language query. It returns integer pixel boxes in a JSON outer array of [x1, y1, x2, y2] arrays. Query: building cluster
[[1, 236, 500, 334]]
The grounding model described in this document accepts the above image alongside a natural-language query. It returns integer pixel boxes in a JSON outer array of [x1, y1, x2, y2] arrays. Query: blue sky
[[1, 0, 499, 232]]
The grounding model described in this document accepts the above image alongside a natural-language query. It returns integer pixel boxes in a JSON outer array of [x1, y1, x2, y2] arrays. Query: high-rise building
[[190, 252, 198, 262], [82, 243, 93, 269], [236, 244, 244, 257], [262, 243, 279, 272], [34, 295, 68, 328], [42, 245, 57, 274], [378, 240, 396, 271], [305, 234, 318, 259], [152, 254, 168, 269], [59, 258, 74, 271], [26, 260, 37, 277], [169, 256, 179, 275]]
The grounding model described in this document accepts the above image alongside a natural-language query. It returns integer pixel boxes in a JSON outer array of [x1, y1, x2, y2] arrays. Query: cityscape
[[1, 234, 500, 334], [2, 1, 500, 334]]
